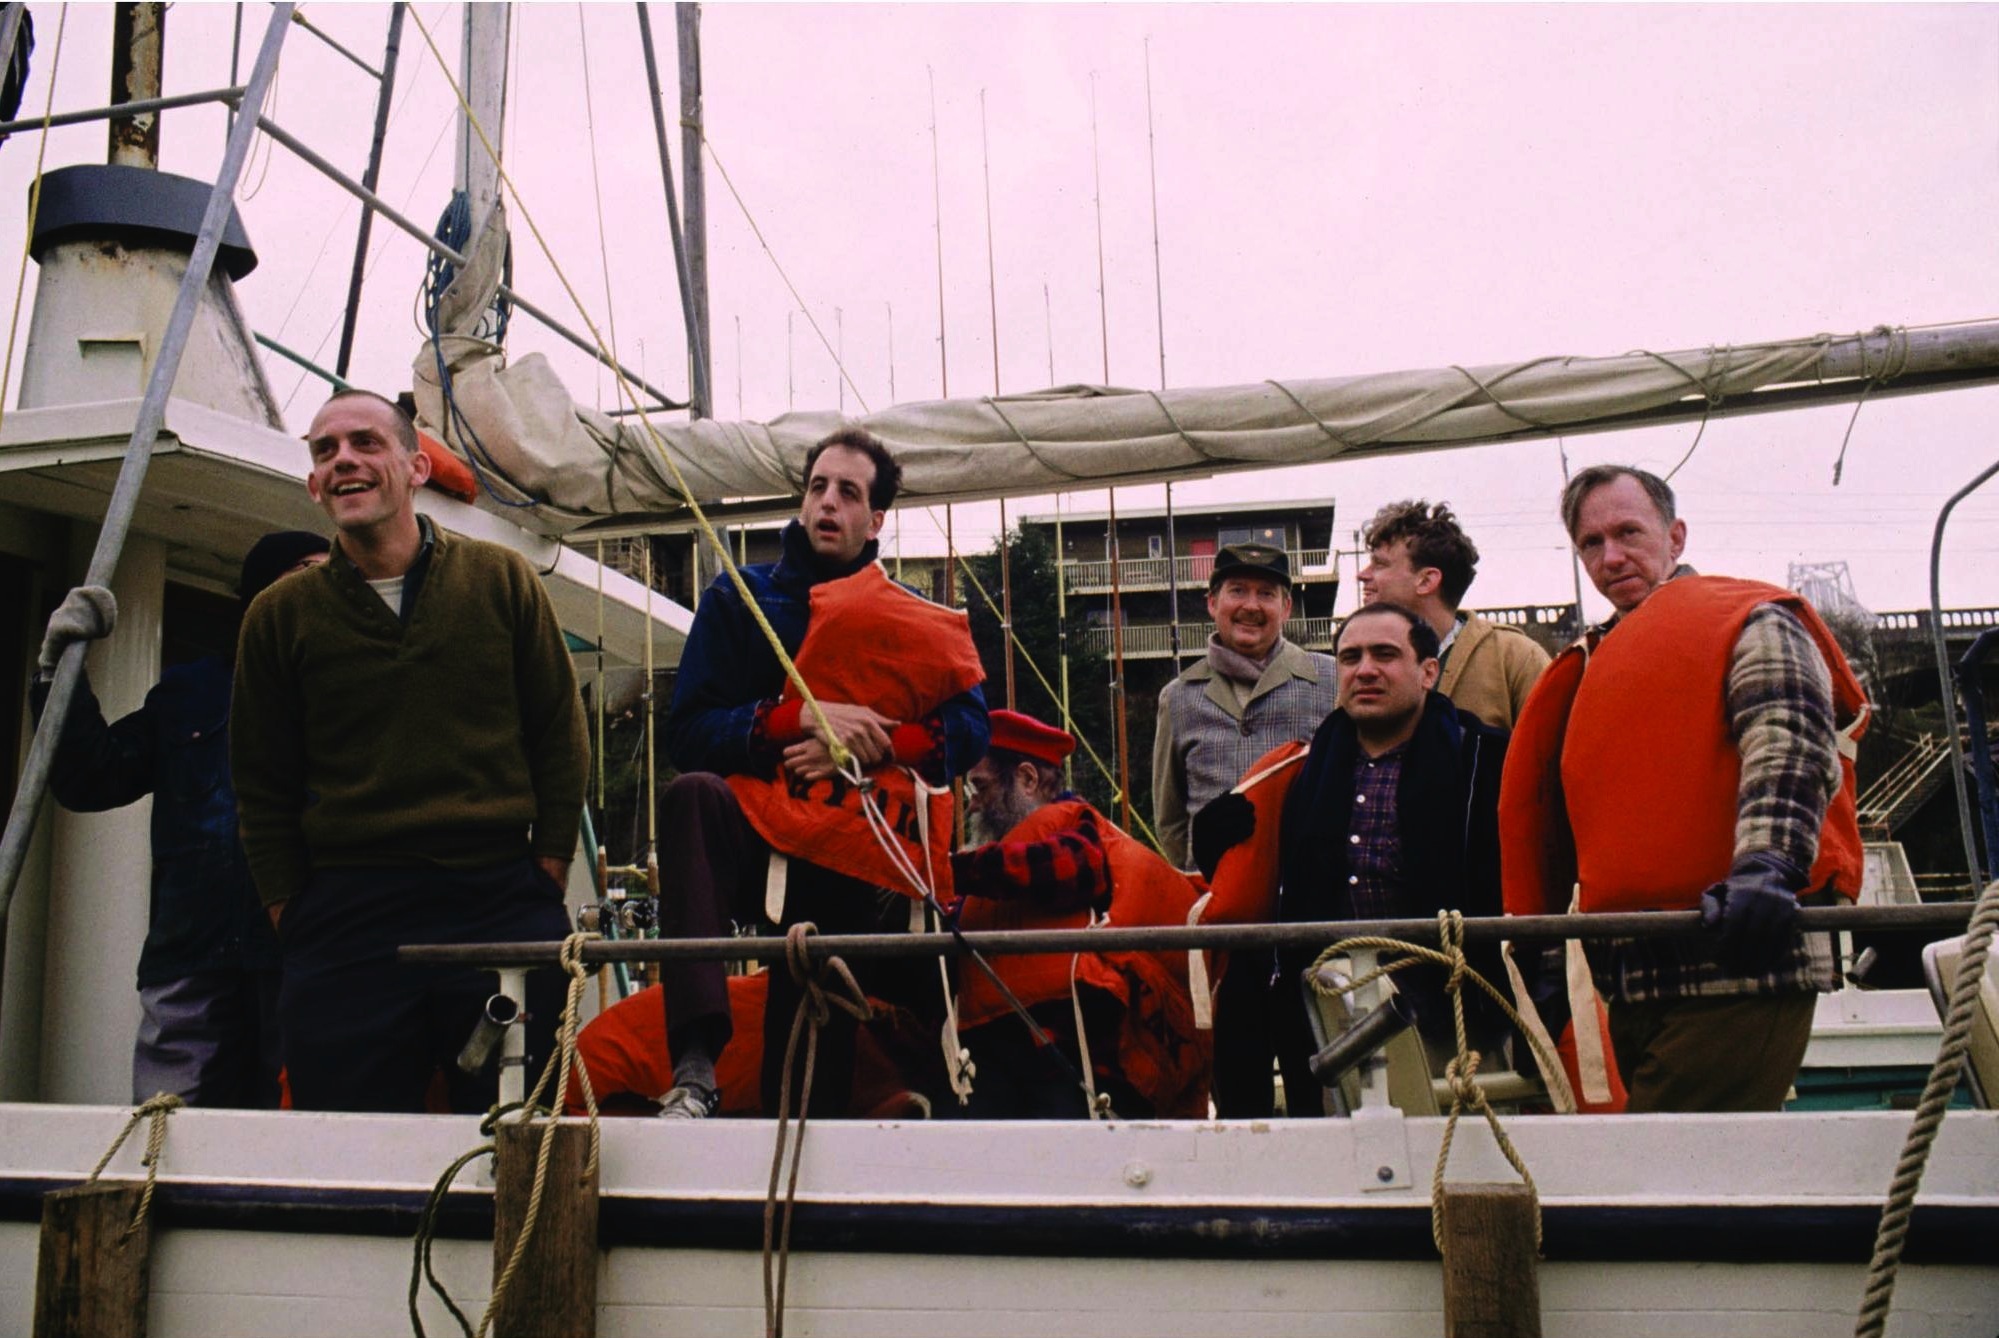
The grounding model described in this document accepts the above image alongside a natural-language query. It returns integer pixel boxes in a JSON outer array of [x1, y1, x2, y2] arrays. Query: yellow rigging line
[[0, 4, 69, 432]]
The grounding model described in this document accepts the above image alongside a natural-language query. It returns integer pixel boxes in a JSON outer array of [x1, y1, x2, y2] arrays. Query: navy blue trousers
[[277, 858, 570, 1114]]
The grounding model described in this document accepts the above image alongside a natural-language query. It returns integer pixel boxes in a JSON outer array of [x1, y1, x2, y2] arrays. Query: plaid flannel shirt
[[1589, 594, 1843, 1003], [1345, 745, 1408, 922]]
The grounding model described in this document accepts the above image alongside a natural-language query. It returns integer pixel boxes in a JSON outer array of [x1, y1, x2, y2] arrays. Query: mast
[[836, 305, 844, 414], [455, 4, 508, 238], [1055, 494, 1073, 790], [334, 4, 405, 380], [886, 300, 896, 403], [637, 1, 709, 419], [1144, 37, 1182, 672], [982, 87, 1017, 708], [1089, 70, 1132, 828], [108, 3, 165, 168], [927, 66, 957, 607], [676, 3, 712, 418]]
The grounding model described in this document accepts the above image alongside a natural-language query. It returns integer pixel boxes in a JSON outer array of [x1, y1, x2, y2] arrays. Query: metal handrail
[[1928, 457, 1999, 886], [399, 900, 1979, 970], [1081, 616, 1335, 657], [1062, 549, 1336, 591], [0, 85, 246, 138]]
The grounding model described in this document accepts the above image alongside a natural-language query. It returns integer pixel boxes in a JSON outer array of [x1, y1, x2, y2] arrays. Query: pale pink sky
[[3, 2, 1996, 615]]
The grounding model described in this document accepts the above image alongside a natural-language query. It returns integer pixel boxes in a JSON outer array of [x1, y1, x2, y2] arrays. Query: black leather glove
[[1190, 790, 1255, 881], [1699, 850, 1807, 974]]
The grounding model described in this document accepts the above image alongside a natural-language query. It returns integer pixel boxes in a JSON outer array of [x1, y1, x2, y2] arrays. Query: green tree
[[964, 526, 1121, 815]]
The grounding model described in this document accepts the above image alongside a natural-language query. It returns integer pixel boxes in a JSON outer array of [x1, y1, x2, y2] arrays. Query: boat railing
[[397, 900, 1980, 970]]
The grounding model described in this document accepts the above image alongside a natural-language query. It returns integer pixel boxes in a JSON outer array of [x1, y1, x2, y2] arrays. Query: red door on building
[[1189, 538, 1215, 585]]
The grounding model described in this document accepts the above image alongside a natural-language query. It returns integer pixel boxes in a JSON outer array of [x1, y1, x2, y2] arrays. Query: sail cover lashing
[[411, 225, 1999, 535]]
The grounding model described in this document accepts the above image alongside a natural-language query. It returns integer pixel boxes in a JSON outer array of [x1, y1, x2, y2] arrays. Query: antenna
[[1043, 280, 1055, 385], [1089, 71, 1110, 384], [982, 86, 1017, 707], [1090, 70, 1130, 828], [1144, 36, 1181, 670]]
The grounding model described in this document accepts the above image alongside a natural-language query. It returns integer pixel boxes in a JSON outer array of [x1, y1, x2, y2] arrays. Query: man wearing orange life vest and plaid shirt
[[1499, 465, 1869, 1113]]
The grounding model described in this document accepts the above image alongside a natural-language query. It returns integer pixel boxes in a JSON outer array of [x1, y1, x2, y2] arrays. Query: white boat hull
[[3, 1103, 1994, 1336]]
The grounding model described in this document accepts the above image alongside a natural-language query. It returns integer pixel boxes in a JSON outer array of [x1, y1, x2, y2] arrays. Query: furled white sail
[[412, 221, 1999, 535]]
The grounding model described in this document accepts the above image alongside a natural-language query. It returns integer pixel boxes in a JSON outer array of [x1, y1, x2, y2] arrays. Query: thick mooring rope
[[763, 922, 873, 1338], [1308, 911, 1555, 1253], [408, 933, 602, 1338], [1853, 877, 1999, 1338], [85, 1091, 182, 1239]]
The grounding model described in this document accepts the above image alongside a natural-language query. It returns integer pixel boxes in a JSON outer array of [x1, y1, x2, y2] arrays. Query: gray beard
[[966, 783, 1035, 846]]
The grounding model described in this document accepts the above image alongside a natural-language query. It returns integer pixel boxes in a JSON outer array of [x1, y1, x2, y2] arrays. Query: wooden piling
[[492, 1121, 599, 1338], [33, 1183, 151, 1338], [1439, 1182, 1542, 1338]]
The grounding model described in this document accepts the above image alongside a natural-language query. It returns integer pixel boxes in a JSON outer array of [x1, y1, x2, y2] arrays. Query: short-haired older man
[[653, 427, 990, 1119], [1199, 603, 1509, 1116], [1499, 465, 1869, 1113], [1359, 500, 1549, 728], [232, 389, 589, 1113], [1153, 542, 1336, 1113]]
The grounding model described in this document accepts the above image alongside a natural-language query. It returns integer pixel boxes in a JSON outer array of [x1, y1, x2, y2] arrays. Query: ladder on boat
[[1859, 733, 1957, 839]]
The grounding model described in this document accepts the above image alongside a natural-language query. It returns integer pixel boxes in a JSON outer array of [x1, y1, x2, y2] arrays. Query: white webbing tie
[[1564, 887, 1614, 1105], [1836, 702, 1870, 764], [1500, 938, 1578, 1114], [1068, 929, 1105, 1120], [1186, 891, 1216, 1031], [764, 852, 789, 925]]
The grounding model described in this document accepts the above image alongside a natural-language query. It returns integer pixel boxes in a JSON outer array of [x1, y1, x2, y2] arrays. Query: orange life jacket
[[1500, 575, 1867, 916], [567, 975, 767, 1117], [728, 564, 985, 901], [416, 429, 480, 503], [565, 973, 918, 1119], [957, 799, 1210, 1118], [1197, 740, 1309, 927]]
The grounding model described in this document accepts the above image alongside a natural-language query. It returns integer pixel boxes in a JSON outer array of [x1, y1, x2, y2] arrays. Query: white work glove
[[37, 585, 117, 676]]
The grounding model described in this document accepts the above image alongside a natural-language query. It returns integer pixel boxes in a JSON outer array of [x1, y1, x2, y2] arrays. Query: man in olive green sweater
[[233, 389, 588, 1113]]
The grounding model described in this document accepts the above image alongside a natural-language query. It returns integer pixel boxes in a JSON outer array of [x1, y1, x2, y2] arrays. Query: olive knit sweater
[[232, 522, 588, 906]]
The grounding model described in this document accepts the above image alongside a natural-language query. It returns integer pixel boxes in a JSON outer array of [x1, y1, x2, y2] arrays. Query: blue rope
[[423, 190, 535, 508]]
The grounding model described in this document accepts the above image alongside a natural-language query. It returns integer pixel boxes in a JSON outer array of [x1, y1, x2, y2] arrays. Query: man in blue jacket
[[656, 428, 989, 1117], [31, 530, 329, 1107]]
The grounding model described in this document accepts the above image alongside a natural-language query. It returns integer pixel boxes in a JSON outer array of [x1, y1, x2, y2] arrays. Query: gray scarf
[[1207, 633, 1277, 686]]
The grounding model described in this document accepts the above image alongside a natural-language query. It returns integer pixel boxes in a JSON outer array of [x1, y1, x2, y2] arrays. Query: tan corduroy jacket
[[1438, 612, 1551, 731]]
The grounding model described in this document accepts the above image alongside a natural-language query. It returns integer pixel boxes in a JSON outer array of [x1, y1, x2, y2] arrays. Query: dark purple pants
[[657, 773, 936, 1115]]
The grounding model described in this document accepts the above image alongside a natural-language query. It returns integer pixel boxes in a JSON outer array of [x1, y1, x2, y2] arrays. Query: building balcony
[[1061, 549, 1335, 595], [1079, 616, 1336, 660]]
